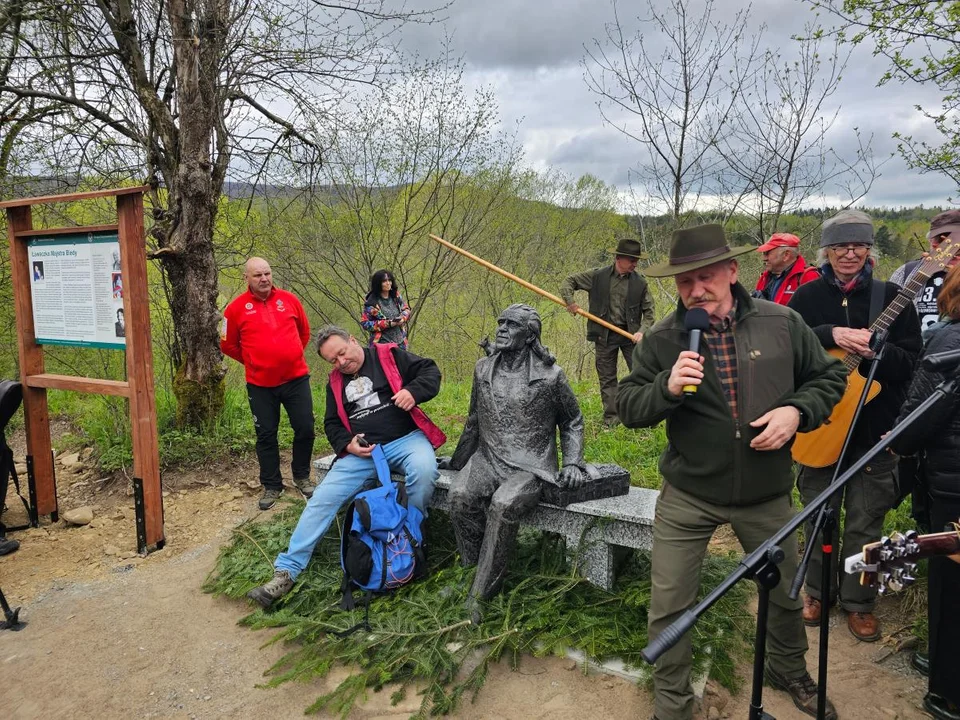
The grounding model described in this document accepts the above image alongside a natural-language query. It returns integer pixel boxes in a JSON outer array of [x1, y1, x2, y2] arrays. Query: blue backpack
[[338, 445, 426, 629]]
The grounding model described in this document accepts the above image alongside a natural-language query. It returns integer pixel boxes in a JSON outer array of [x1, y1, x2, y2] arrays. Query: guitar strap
[[868, 280, 885, 326]]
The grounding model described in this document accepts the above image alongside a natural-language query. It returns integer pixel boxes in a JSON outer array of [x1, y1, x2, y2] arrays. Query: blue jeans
[[274, 430, 437, 579]]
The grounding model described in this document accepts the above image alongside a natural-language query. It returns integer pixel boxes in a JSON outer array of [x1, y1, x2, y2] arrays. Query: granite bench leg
[[571, 536, 616, 591]]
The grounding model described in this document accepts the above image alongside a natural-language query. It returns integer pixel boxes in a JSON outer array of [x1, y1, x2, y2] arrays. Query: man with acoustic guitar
[[788, 209, 923, 642]]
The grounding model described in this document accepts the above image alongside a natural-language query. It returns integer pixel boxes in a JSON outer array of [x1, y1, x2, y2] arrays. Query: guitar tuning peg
[[880, 536, 892, 547], [902, 572, 916, 585], [904, 530, 918, 541]]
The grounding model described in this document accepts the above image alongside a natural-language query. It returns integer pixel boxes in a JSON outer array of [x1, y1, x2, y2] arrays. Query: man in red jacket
[[221, 257, 315, 510], [753, 233, 820, 306]]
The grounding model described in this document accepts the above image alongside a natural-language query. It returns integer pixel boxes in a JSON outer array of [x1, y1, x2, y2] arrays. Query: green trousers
[[648, 483, 808, 720], [594, 340, 633, 423]]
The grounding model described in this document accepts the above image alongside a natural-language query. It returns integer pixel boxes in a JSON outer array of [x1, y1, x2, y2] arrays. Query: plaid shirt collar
[[708, 301, 738, 333]]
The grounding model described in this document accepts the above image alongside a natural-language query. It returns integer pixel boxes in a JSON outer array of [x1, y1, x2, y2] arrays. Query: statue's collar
[[481, 351, 549, 385]]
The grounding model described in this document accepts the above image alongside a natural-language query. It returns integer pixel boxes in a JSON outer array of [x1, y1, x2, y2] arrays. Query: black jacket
[[788, 268, 922, 449], [891, 320, 960, 502]]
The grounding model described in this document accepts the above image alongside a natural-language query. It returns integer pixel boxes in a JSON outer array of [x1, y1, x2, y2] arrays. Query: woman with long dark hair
[[891, 262, 960, 720], [361, 269, 411, 348]]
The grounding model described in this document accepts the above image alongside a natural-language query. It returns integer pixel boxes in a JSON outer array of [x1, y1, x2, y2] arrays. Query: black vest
[[586, 265, 648, 344]]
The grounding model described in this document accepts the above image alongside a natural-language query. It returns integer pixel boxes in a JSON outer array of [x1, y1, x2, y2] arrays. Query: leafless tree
[[272, 56, 522, 349], [717, 28, 879, 241], [582, 0, 759, 220], [0, 0, 444, 426]]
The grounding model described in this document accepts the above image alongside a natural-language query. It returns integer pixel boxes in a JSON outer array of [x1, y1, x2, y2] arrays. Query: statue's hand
[[437, 456, 454, 470], [557, 465, 586, 489]]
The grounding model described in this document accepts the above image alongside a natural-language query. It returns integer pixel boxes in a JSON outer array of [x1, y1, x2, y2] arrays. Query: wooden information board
[[2, 186, 164, 553]]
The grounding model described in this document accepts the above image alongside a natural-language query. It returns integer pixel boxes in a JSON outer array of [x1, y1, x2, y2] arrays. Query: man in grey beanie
[[788, 209, 922, 642]]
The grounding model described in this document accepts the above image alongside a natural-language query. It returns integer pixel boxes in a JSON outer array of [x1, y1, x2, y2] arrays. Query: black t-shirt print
[[343, 349, 416, 445]]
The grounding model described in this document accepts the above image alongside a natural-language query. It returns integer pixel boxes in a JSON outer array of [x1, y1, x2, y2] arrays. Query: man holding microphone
[[617, 224, 845, 720]]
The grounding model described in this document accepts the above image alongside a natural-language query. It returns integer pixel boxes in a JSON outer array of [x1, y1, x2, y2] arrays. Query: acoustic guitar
[[844, 527, 960, 592], [791, 239, 960, 467]]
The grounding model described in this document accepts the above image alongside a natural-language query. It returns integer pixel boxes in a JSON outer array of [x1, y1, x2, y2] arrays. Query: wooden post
[[7, 204, 57, 521], [117, 192, 163, 550]]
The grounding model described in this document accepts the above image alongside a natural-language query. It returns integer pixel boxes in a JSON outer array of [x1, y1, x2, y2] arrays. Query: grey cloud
[[400, 0, 956, 208]]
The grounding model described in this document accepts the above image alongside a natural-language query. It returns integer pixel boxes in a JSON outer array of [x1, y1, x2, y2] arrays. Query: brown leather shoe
[[847, 611, 880, 641], [802, 595, 821, 626], [766, 668, 838, 720]]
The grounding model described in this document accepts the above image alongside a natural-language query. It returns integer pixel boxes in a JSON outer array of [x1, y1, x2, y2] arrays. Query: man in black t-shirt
[[248, 326, 444, 609], [890, 210, 960, 334]]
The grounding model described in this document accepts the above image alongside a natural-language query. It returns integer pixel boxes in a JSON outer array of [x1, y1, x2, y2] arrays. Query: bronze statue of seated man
[[439, 304, 587, 619]]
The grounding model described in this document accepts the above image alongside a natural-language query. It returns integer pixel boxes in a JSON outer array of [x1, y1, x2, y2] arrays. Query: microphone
[[922, 347, 960, 372], [683, 308, 710, 396]]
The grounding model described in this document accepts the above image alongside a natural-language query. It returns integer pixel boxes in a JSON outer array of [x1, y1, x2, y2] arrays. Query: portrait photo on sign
[[114, 307, 125, 338], [32, 261, 44, 282], [111, 248, 121, 271], [111, 272, 122, 300]]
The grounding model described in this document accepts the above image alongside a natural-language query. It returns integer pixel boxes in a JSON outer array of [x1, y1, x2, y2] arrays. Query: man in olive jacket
[[618, 225, 846, 720], [561, 237, 655, 426]]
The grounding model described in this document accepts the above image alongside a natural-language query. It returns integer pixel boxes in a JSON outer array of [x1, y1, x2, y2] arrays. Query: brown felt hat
[[607, 237, 646, 259], [928, 209, 960, 240], [645, 224, 753, 277]]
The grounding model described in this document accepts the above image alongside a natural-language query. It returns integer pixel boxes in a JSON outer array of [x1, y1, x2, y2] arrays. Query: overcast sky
[[399, 0, 950, 212]]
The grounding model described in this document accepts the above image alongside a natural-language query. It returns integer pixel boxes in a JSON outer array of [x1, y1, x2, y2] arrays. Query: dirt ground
[[0, 430, 931, 720]]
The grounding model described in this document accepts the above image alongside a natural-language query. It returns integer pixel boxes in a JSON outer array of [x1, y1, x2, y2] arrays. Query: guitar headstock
[[844, 530, 920, 594], [918, 236, 960, 278], [845, 527, 960, 593]]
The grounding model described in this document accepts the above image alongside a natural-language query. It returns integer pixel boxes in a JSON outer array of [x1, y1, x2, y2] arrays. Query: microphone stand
[[788, 332, 888, 720], [641, 370, 959, 720]]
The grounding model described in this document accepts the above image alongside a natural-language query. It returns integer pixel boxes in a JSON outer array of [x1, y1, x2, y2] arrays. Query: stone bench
[[313, 455, 659, 591]]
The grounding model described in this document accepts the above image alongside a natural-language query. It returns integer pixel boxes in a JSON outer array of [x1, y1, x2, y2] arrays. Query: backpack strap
[[371, 443, 410, 507], [869, 279, 885, 326], [371, 444, 391, 488], [334, 590, 373, 637]]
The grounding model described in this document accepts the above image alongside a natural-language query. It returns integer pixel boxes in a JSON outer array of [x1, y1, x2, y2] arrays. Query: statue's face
[[493, 310, 532, 352]]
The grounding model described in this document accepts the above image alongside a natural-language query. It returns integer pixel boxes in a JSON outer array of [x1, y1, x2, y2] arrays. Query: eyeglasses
[[829, 244, 870, 256]]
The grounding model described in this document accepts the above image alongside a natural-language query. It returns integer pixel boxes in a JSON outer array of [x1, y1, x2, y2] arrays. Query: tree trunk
[[161, 188, 225, 428], [160, 0, 226, 428]]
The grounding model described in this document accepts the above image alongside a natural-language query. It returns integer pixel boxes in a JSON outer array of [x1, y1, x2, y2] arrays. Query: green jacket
[[618, 283, 845, 506]]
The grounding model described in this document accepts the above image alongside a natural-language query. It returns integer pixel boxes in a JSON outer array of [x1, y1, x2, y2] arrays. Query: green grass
[[204, 505, 754, 718]]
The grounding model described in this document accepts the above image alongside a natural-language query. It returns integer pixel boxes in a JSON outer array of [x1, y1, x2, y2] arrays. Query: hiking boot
[[766, 668, 837, 720], [246, 570, 294, 608], [0, 536, 19, 556], [292, 475, 316, 499], [258, 487, 283, 511], [847, 611, 880, 641], [802, 595, 821, 626]]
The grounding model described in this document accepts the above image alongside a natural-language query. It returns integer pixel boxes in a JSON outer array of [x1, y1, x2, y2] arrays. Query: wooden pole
[[428, 233, 637, 342], [118, 192, 164, 551], [7, 204, 57, 521]]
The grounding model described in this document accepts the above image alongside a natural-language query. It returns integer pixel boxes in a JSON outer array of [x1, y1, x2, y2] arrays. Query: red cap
[[757, 233, 801, 253]]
